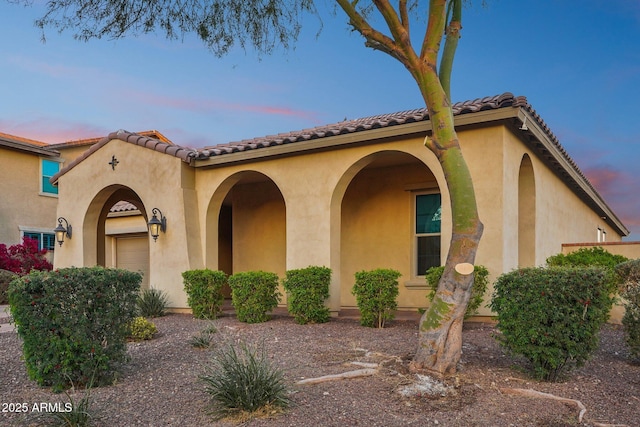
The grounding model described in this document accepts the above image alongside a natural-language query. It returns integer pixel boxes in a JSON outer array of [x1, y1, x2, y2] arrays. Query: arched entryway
[[333, 150, 442, 309], [518, 154, 536, 267], [83, 185, 150, 289], [205, 171, 286, 298]]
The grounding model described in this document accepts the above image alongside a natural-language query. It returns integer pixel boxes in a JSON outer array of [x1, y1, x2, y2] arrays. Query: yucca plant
[[137, 288, 169, 318], [200, 340, 289, 420]]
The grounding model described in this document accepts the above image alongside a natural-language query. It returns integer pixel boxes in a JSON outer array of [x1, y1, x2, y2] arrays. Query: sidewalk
[[0, 304, 14, 333]]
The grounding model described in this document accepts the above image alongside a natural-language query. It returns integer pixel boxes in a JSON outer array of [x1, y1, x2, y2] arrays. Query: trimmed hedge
[[8, 267, 141, 391], [490, 267, 614, 381], [228, 271, 281, 323], [0, 269, 17, 304], [182, 269, 227, 319], [352, 269, 401, 328], [425, 265, 489, 318], [615, 259, 640, 361], [282, 266, 331, 324]]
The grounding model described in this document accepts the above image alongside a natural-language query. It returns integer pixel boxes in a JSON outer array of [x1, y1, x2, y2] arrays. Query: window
[[23, 231, 56, 251], [415, 193, 441, 275], [41, 159, 60, 195]]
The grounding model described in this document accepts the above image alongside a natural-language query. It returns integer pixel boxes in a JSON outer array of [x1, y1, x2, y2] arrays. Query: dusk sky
[[1, 1, 639, 240]]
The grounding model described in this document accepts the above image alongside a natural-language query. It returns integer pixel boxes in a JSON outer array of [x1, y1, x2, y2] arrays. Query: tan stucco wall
[[0, 148, 59, 245]]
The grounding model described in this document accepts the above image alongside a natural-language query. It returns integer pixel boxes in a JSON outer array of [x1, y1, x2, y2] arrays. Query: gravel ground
[[1, 313, 638, 426]]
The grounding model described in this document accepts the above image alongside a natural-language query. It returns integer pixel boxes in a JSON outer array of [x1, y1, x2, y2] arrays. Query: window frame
[[413, 191, 442, 278], [19, 227, 56, 251], [40, 158, 61, 196]]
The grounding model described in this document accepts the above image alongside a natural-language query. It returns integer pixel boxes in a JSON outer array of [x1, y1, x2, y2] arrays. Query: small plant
[[182, 269, 227, 319], [490, 266, 614, 381], [200, 339, 289, 420], [425, 265, 489, 318], [228, 271, 281, 323], [615, 259, 640, 361], [190, 323, 218, 349], [282, 266, 331, 324], [127, 317, 158, 341], [137, 288, 169, 317], [352, 268, 401, 328]]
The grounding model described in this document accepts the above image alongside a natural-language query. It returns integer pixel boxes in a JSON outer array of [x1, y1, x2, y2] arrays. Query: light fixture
[[54, 217, 72, 247], [147, 208, 166, 242]]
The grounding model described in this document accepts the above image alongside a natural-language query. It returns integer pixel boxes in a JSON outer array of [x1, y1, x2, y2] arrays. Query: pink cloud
[[0, 117, 110, 144]]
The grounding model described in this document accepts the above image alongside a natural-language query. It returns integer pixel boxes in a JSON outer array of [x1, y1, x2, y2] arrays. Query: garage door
[[116, 235, 149, 290]]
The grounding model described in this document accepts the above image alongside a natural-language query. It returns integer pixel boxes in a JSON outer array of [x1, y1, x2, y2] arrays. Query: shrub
[[200, 340, 289, 420], [547, 247, 628, 290], [282, 266, 331, 324], [352, 269, 401, 328], [0, 237, 52, 275], [228, 271, 281, 324], [425, 265, 489, 318], [182, 269, 227, 319], [127, 317, 158, 341], [615, 259, 640, 361], [137, 288, 169, 317], [190, 323, 218, 349], [0, 269, 17, 304], [8, 267, 141, 391], [490, 267, 614, 381]]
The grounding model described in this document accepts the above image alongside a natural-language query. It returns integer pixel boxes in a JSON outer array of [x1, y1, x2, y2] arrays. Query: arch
[[82, 185, 150, 286], [518, 154, 536, 267], [204, 170, 286, 283], [330, 149, 445, 310]]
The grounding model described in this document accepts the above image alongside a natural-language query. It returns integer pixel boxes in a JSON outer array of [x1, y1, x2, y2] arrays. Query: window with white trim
[[41, 159, 60, 195], [415, 193, 442, 276]]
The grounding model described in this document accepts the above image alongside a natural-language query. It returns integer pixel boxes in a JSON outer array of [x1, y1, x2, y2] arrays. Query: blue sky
[[1, 0, 639, 240]]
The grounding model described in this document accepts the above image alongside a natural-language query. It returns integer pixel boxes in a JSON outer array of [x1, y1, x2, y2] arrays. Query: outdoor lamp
[[54, 217, 72, 247], [148, 208, 166, 242]]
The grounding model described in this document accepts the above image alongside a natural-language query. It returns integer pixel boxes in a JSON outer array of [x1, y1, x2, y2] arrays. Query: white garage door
[[116, 235, 149, 290]]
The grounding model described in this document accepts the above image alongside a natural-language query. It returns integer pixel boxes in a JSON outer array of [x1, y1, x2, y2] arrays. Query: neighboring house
[[0, 130, 169, 270], [50, 93, 634, 317]]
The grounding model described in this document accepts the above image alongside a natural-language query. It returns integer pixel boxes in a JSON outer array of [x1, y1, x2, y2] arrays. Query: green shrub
[[137, 288, 169, 318], [615, 259, 640, 361], [182, 269, 227, 319], [127, 317, 158, 341], [425, 265, 489, 318], [0, 269, 17, 304], [8, 267, 141, 391], [352, 269, 401, 328], [282, 266, 331, 324], [228, 271, 280, 323], [490, 267, 614, 381], [547, 247, 628, 290], [200, 340, 289, 420], [190, 323, 218, 349]]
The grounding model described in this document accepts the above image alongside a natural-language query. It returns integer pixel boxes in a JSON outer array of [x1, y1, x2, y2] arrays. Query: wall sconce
[[54, 217, 72, 247], [147, 208, 166, 242]]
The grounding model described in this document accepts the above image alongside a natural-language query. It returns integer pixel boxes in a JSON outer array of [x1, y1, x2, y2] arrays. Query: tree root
[[296, 368, 379, 385], [499, 387, 586, 423]]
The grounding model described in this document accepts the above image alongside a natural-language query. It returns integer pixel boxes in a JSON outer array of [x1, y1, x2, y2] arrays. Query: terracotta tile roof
[[195, 92, 529, 158], [0, 131, 59, 156], [109, 200, 139, 213], [49, 130, 173, 149]]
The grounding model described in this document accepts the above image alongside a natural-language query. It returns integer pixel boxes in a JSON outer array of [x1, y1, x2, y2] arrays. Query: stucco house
[[50, 93, 631, 317], [0, 131, 169, 264]]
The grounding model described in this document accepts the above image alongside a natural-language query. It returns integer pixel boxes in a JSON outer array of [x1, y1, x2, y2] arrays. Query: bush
[[547, 247, 628, 290], [490, 267, 614, 381], [0, 269, 17, 304], [137, 288, 169, 317], [425, 265, 489, 318], [8, 267, 141, 391], [127, 317, 158, 341], [352, 269, 401, 328], [228, 271, 281, 323], [182, 269, 227, 319], [0, 237, 52, 275], [282, 266, 331, 324], [615, 259, 640, 361], [200, 340, 289, 420]]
